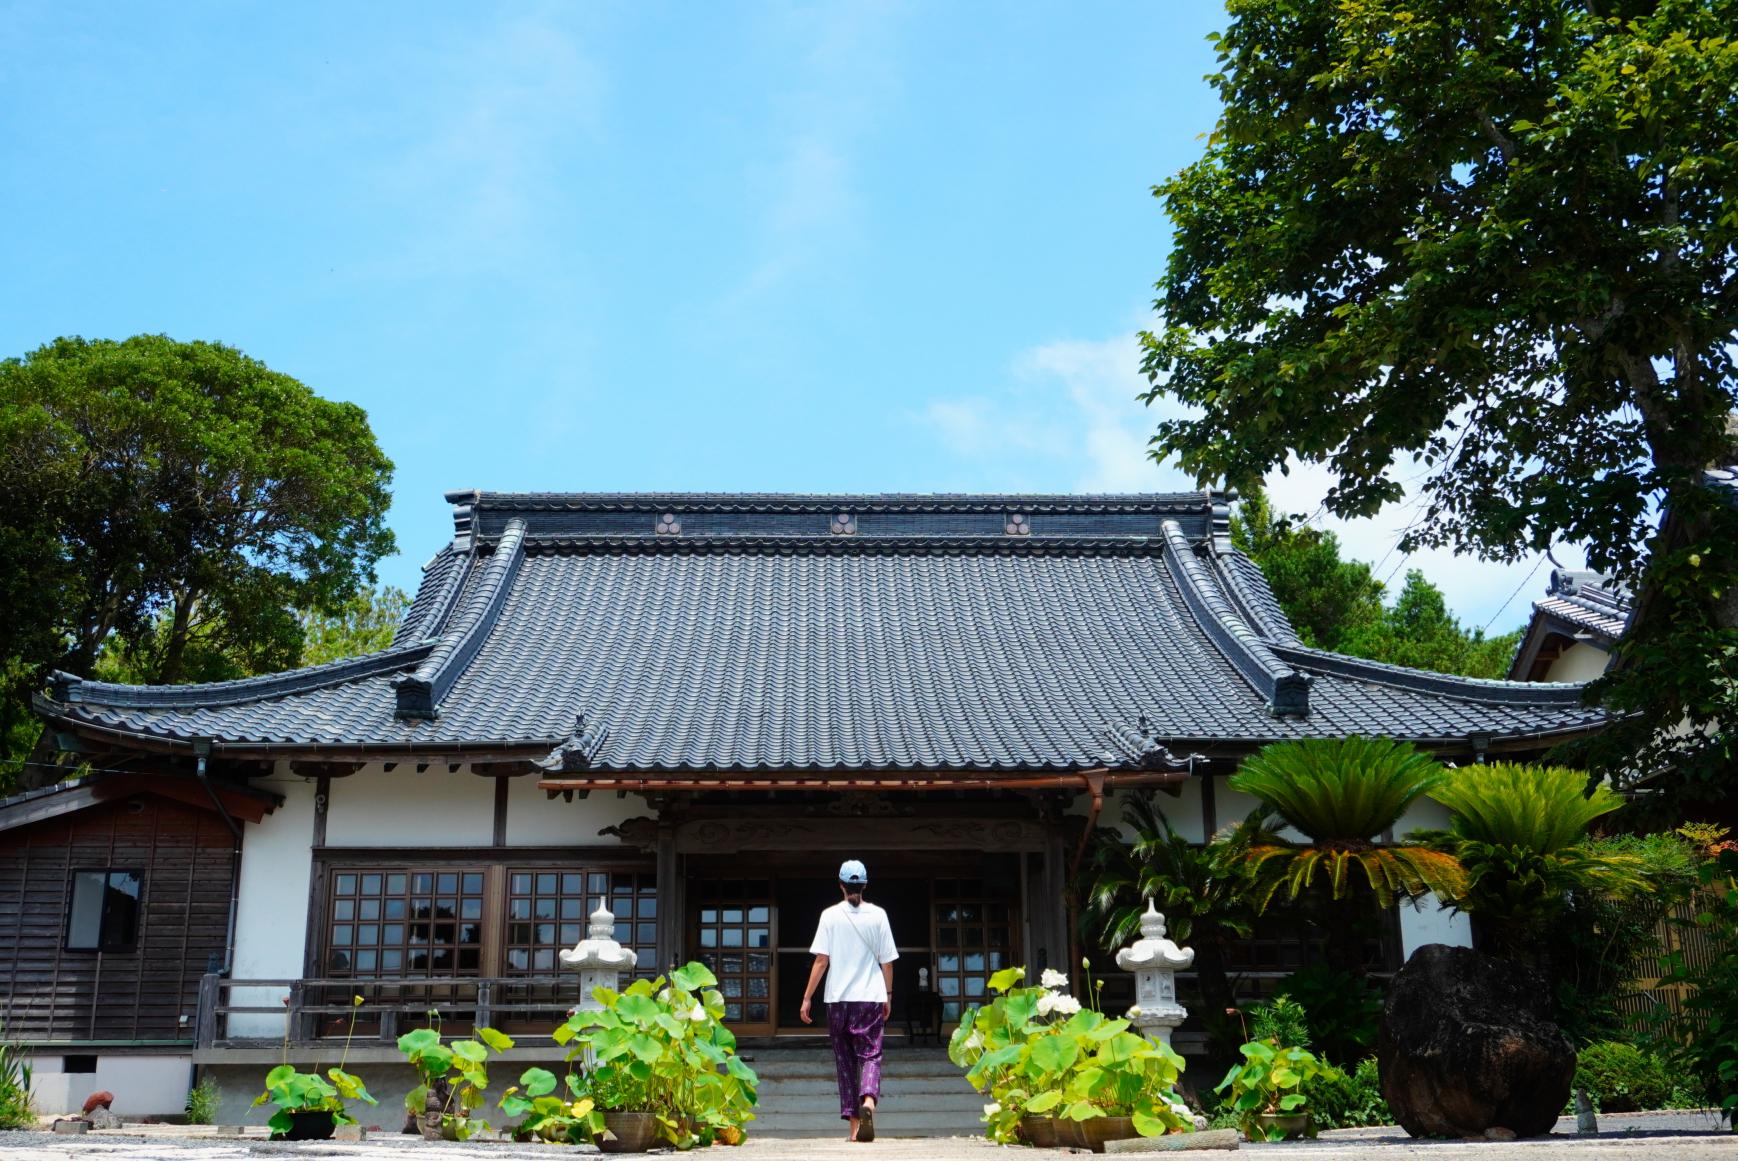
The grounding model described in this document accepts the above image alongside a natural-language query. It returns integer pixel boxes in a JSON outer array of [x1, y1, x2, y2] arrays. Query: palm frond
[[1428, 763, 1623, 853], [1229, 736, 1448, 841]]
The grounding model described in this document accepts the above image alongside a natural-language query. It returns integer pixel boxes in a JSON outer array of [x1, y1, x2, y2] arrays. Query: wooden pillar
[[654, 822, 683, 976], [1036, 826, 1070, 976]]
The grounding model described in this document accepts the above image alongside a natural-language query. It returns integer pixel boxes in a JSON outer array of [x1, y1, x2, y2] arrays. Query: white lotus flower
[[1036, 992, 1058, 1017], [687, 1004, 708, 1022], [1125, 1005, 1142, 1018], [984, 1102, 1001, 1118], [1040, 968, 1068, 990], [1050, 994, 1082, 1016], [963, 1030, 984, 1051]]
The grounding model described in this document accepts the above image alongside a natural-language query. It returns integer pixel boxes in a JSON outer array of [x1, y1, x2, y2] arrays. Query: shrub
[[1575, 1042, 1675, 1113], [0, 1033, 32, 1130], [1304, 1057, 1391, 1129], [1276, 965, 1382, 1065], [1247, 996, 1311, 1050], [1663, 838, 1738, 1126], [184, 1075, 220, 1125]]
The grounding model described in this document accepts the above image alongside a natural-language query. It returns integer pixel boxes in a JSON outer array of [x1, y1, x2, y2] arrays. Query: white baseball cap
[[838, 859, 868, 885]]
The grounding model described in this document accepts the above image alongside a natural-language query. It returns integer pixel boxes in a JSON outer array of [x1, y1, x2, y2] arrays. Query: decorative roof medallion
[[1005, 511, 1031, 536], [830, 512, 858, 536], [655, 512, 681, 536]]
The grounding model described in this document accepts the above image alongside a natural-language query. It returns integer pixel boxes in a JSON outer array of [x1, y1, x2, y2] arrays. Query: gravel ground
[[0, 1112, 1729, 1161]]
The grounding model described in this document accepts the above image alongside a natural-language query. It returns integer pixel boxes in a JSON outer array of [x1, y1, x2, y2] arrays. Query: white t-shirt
[[809, 900, 899, 1004]]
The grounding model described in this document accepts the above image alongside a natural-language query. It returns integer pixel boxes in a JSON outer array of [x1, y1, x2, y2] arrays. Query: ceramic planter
[[1256, 1111, 1311, 1140], [1017, 1114, 1060, 1147], [276, 1110, 336, 1141], [598, 1110, 660, 1153]]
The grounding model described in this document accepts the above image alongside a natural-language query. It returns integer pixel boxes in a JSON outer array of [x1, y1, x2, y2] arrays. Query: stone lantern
[[560, 904, 638, 1012], [1114, 901, 1194, 1048]]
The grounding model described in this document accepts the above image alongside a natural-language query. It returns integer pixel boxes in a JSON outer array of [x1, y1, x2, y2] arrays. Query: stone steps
[[739, 1045, 985, 1139]]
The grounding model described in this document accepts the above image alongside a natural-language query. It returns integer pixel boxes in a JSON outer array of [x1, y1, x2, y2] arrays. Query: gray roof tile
[[39, 492, 1603, 768]]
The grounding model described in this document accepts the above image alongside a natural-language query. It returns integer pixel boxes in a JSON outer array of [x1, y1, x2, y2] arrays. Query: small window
[[67, 870, 142, 951], [62, 1055, 97, 1074]]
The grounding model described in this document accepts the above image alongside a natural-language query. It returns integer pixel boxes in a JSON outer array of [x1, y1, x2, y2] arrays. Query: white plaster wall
[[503, 775, 642, 845], [1393, 797, 1472, 957], [229, 768, 316, 1037], [323, 763, 494, 847], [28, 1053, 193, 1117], [1544, 641, 1612, 684]]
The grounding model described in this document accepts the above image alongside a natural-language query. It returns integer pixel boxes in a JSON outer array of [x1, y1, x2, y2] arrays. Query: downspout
[[193, 738, 244, 973]]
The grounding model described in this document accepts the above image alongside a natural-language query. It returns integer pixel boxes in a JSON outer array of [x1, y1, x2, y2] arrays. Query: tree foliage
[[0, 335, 396, 788], [1231, 489, 1521, 677], [1142, 0, 1738, 800]]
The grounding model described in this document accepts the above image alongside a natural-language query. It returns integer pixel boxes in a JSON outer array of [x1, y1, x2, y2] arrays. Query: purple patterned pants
[[826, 1000, 886, 1119]]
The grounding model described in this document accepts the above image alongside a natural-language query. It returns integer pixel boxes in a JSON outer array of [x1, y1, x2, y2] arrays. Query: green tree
[[1140, 1, 1738, 801], [0, 335, 396, 787], [1229, 736, 1468, 976], [1230, 490, 1385, 651], [1341, 570, 1522, 679], [298, 586, 411, 667]]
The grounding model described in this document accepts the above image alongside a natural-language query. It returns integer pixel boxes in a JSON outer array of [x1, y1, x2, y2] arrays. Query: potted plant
[[557, 962, 760, 1151], [950, 964, 1195, 1151], [251, 994, 377, 1140], [251, 1065, 376, 1140], [396, 1018, 514, 1140], [499, 1067, 603, 1144], [1216, 998, 1336, 1141]]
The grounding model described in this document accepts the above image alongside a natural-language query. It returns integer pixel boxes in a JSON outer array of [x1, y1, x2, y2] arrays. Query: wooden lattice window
[[693, 880, 775, 1028], [326, 868, 486, 977], [931, 878, 1015, 1022], [504, 869, 657, 977]]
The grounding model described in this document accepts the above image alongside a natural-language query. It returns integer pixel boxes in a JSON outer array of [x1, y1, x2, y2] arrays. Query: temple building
[[5, 491, 1604, 1117]]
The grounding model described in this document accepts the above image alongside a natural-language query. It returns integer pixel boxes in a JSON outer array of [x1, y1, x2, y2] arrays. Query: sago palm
[[1229, 736, 1468, 911], [1420, 763, 1649, 960]]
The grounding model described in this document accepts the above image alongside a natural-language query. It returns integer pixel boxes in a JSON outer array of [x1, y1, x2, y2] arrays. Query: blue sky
[[0, 1, 1558, 630]]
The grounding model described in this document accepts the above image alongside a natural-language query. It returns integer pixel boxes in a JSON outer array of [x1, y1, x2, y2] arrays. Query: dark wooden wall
[[0, 795, 235, 1042]]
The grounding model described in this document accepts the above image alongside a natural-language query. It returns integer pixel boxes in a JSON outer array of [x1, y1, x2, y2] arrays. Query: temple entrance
[[687, 854, 1023, 1037]]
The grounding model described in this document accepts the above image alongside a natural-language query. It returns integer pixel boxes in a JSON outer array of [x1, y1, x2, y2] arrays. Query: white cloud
[[353, 10, 605, 282], [913, 329, 1195, 493], [917, 327, 1569, 630]]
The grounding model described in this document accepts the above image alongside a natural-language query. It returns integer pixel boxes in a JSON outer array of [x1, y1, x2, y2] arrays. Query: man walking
[[799, 859, 898, 1142]]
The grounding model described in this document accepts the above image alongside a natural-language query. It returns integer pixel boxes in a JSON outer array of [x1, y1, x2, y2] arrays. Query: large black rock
[[1377, 943, 1575, 1139]]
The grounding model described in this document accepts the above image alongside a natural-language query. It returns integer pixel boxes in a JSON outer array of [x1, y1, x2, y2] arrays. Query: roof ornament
[[830, 512, 858, 536], [535, 712, 610, 774], [1005, 511, 1031, 536], [1103, 721, 1204, 772]]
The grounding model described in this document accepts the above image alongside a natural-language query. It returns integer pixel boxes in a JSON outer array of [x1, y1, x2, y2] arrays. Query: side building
[[14, 491, 1605, 1117]]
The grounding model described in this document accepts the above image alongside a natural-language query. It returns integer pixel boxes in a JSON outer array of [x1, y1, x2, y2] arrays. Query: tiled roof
[[1534, 569, 1631, 644], [38, 492, 1602, 769]]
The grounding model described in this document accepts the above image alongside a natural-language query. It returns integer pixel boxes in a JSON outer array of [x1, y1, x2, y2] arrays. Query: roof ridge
[[1274, 643, 1590, 705], [45, 641, 436, 710], [1160, 520, 1311, 717], [394, 518, 528, 719], [451, 490, 1218, 514], [1207, 546, 1301, 646]]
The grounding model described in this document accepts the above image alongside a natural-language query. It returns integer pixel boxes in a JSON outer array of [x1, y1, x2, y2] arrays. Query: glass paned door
[[693, 880, 776, 1033], [931, 878, 1017, 1023]]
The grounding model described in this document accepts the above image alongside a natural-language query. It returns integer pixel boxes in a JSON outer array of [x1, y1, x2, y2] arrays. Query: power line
[[1481, 554, 1547, 634]]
